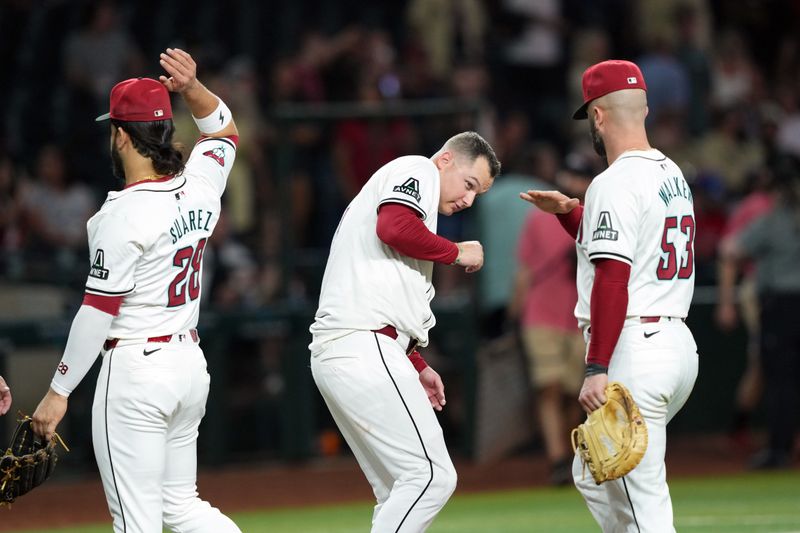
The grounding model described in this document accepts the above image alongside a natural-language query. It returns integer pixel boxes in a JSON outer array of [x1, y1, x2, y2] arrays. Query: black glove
[[1, 416, 67, 505]]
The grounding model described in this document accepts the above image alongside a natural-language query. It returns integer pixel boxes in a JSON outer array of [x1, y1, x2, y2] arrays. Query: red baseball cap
[[95, 78, 173, 122], [572, 60, 647, 120]]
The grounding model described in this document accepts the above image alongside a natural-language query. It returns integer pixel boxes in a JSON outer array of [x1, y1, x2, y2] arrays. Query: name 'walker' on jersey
[[575, 149, 695, 329]]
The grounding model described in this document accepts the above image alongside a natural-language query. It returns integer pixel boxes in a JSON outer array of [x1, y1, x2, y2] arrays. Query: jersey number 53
[[657, 215, 694, 280]]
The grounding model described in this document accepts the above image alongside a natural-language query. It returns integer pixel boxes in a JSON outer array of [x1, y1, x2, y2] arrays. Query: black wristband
[[585, 363, 609, 376]]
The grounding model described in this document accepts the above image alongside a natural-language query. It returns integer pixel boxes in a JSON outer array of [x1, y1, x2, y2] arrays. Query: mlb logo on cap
[[572, 60, 647, 120], [95, 77, 173, 122]]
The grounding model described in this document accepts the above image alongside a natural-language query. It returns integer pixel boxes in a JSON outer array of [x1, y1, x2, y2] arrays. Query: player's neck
[[605, 134, 652, 165], [123, 158, 163, 187]]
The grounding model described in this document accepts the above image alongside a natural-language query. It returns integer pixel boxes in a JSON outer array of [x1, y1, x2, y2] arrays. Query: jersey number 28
[[168, 238, 207, 307], [657, 215, 694, 280]]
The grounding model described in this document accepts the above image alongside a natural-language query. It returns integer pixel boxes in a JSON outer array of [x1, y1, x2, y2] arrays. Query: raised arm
[[158, 48, 238, 139]]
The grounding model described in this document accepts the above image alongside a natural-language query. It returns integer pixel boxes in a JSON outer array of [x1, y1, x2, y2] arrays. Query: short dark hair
[[111, 119, 185, 176], [445, 131, 501, 178]]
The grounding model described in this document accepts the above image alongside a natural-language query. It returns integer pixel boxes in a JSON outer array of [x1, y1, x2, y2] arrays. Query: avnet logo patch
[[592, 211, 619, 241], [393, 177, 421, 201]]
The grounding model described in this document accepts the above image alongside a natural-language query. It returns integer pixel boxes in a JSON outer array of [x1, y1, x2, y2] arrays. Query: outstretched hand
[[520, 190, 580, 214], [158, 48, 198, 93]]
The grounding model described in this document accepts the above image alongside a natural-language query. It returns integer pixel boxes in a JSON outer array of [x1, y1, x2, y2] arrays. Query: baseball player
[[30, 48, 241, 533], [522, 60, 699, 531], [0, 375, 10, 416], [310, 132, 500, 532]]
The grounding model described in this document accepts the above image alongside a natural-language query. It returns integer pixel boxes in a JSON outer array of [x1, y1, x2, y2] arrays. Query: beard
[[110, 143, 126, 185], [589, 117, 607, 159]]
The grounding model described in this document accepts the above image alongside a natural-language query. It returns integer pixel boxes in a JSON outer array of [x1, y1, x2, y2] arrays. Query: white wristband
[[192, 98, 232, 134]]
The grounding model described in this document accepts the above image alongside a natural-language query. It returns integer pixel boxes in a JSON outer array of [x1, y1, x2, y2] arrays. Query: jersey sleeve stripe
[[83, 293, 124, 316], [85, 285, 136, 296], [588, 251, 633, 264], [196, 136, 237, 150], [378, 198, 427, 220]]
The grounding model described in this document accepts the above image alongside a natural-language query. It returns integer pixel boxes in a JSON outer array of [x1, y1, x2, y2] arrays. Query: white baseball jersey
[[575, 149, 695, 328], [84, 137, 237, 338], [309, 155, 440, 355]]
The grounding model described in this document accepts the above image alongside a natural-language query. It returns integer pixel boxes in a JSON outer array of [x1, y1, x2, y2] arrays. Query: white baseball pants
[[574, 318, 698, 532], [92, 335, 240, 533], [312, 330, 457, 533]]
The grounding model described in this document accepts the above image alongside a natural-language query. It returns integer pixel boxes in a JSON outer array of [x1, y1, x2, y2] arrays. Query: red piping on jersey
[[198, 135, 239, 147], [586, 258, 630, 368], [376, 203, 459, 264], [123, 175, 175, 189], [556, 205, 583, 239], [83, 293, 124, 316]]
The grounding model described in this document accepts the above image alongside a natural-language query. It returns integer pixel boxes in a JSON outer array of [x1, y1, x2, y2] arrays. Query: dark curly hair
[[111, 119, 185, 176]]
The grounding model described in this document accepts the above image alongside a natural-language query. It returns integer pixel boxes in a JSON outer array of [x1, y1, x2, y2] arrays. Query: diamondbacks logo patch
[[89, 249, 109, 280], [592, 211, 619, 241], [392, 177, 421, 201], [203, 146, 226, 166]]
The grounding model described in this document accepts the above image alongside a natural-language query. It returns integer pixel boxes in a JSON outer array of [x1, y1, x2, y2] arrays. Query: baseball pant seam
[[373, 333, 434, 533], [621, 477, 641, 532], [104, 349, 127, 533]]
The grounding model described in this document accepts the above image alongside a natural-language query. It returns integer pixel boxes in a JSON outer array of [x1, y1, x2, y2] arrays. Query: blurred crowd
[[2, 0, 800, 303], [2, 0, 800, 465]]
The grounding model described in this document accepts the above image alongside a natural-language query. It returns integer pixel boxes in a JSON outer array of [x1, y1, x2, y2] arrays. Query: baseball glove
[[0, 415, 68, 505], [571, 382, 648, 485]]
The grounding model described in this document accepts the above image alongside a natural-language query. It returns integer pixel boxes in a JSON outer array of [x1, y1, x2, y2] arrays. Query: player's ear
[[591, 106, 604, 128], [436, 150, 453, 169], [114, 126, 130, 148]]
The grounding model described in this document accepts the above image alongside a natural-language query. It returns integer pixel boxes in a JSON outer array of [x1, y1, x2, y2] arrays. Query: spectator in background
[[674, 2, 713, 137], [637, 35, 690, 127], [406, 0, 487, 81], [474, 136, 551, 338], [0, 151, 23, 278], [63, 1, 144, 108], [499, 0, 567, 139], [204, 211, 259, 310], [690, 171, 728, 283], [719, 153, 800, 469], [566, 29, 611, 141], [332, 32, 416, 202], [18, 144, 95, 280], [774, 85, 800, 158], [174, 59, 266, 237], [62, 1, 145, 187], [716, 164, 775, 451], [695, 106, 764, 196], [711, 29, 759, 110], [508, 153, 592, 485]]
